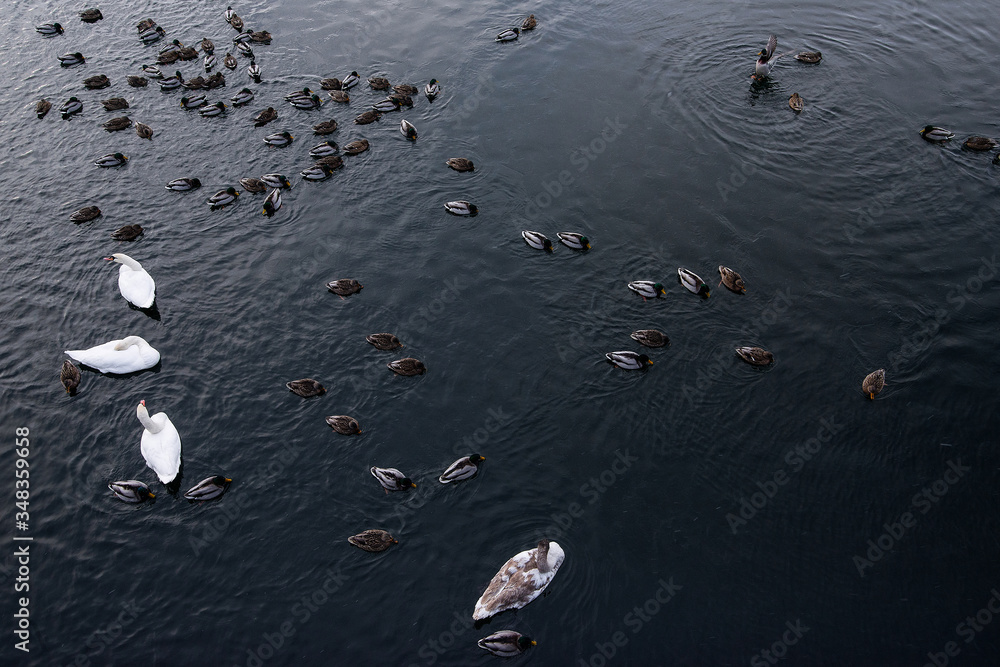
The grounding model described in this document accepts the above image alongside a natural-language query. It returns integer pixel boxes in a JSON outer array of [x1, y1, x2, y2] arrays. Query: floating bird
[[36, 99, 52, 119], [522, 15, 538, 30], [181, 94, 207, 109], [677, 268, 710, 297], [285, 87, 313, 101], [70, 206, 101, 222], [718, 265, 746, 293], [112, 224, 144, 241], [158, 39, 182, 56], [394, 84, 418, 95], [370, 466, 416, 492], [964, 136, 998, 151], [206, 72, 227, 89], [59, 52, 85, 66], [183, 75, 208, 90], [388, 358, 426, 376], [789, 93, 804, 112], [65, 336, 160, 374], [231, 87, 254, 106], [557, 232, 590, 250], [286, 379, 325, 397], [105, 253, 155, 309], [290, 94, 322, 110], [136, 400, 181, 485], [794, 51, 822, 63], [630, 329, 669, 348], [108, 480, 155, 503], [522, 230, 553, 252], [329, 90, 350, 103], [341, 71, 361, 89], [444, 201, 478, 216], [919, 126, 954, 142], [478, 631, 536, 658], [348, 529, 397, 552], [165, 177, 201, 190], [156, 49, 180, 65], [343, 139, 370, 155], [261, 174, 292, 189], [135, 122, 153, 139], [225, 6, 235, 22], [103, 116, 131, 132], [79, 8, 103, 23], [95, 153, 128, 167], [473, 540, 565, 621], [300, 164, 334, 181], [127, 76, 148, 87], [735, 346, 774, 366], [223, 52, 237, 70], [247, 58, 261, 82], [139, 26, 166, 44], [627, 281, 665, 301], [200, 37, 215, 54], [446, 157, 474, 171], [204, 54, 216, 72], [314, 155, 344, 170], [262, 188, 281, 216], [605, 351, 653, 370], [239, 177, 267, 193], [207, 187, 239, 208], [439, 454, 484, 484], [199, 101, 227, 117], [184, 475, 231, 501], [354, 110, 381, 124], [61, 359, 81, 394], [320, 77, 341, 90], [326, 415, 361, 435], [309, 140, 338, 158], [326, 278, 363, 297], [496, 27, 520, 42], [400, 119, 417, 140], [142, 64, 164, 78], [232, 31, 252, 45], [249, 29, 271, 43], [313, 119, 337, 134], [37, 23, 64, 36], [369, 76, 390, 90], [229, 13, 244, 31], [424, 79, 440, 100], [83, 74, 110, 89], [101, 97, 129, 111], [158, 71, 184, 90], [862, 368, 885, 399], [366, 333, 402, 350], [754, 34, 778, 79]]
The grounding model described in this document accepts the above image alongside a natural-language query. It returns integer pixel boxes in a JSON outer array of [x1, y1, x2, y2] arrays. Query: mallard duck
[[181, 94, 207, 109], [964, 136, 998, 151], [400, 119, 417, 140], [321, 77, 341, 90], [557, 232, 590, 250], [788, 92, 804, 112], [179, 46, 200, 60], [522, 230, 553, 252], [735, 346, 774, 366], [223, 52, 237, 70], [439, 454, 484, 483], [36, 22, 64, 36], [263, 131, 293, 147], [199, 101, 226, 117], [83, 74, 111, 90], [159, 39, 183, 55], [394, 84, 418, 95], [234, 33, 252, 45], [794, 51, 822, 63], [354, 110, 381, 124], [112, 224, 144, 241], [286, 378, 325, 397], [60, 96, 83, 118], [183, 475, 232, 501], [389, 94, 413, 109], [70, 206, 101, 223], [158, 71, 184, 90], [630, 329, 669, 348], [325, 415, 361, 435], [79, 8, 103, 23], [370, 466, 416, 492], [165, 177, 201, 191], [473, 540, 565, 620], [425, 79, 440, 100], [348, 529, 397, 552], [200, 38, 215, 54], [343, 139, 370, 155], [388, 357, 426, 376], [225, 6, 235, 21], [309, 140, 339, 158], [627, 280, 665, 300], [36, 99, 52, 119], [290, 94, 322, 110], [249, 30, 271, 43], [156, 49, 180, 65], [204, 54, 216, 71], [341, 71, 361, 89], [231, 87, 254, 106], [135, 122, 153, 139], [250, 107, 276, 127], [136, 19, 157, 33], [313, 119, 338, 134], [126, 76, 148, 87], [368, 76, 390, 90], [247, 58, 261, 82], [101, 97, 129, 111], [496, 27, 520, 42], [139, 26, 166, 44], [327, 278, 363, 296], [314, 155, 344, 169], [444, 201, 478, 216], [61, 359, 81, 394], [366, 333, 402, 350], [605, 351, 653, 370], [59, 52, 85, 66], [678, 268, 710, 297], [105, 253, 155, 309], [103, 116, 130, 132], [239, 177, 267, 193], [329, 90, 350, 103], [207, 186, 239, 207], [718, 265, 746, 293], [522, 14, 538, 30], [229, 14, 244, 31], [141, 64, 164, 78], [261, 173, 292, 189], [205, 72, 226, 89], [183, 75, 208, 90], [95, 153, 128, 167], [920, 125, 954, 142], [285, 87, 312, 101], [262, 188, 281, 216], [994, 154, 1000, 166], [446, 157, 474, 172], [108, 480, 155, 503], [300, 164, 334, 181], [754, 34, 778, 79], [862, 368, 885, 399], [478, 631, 536, 658], [65, 336, 160, 374]]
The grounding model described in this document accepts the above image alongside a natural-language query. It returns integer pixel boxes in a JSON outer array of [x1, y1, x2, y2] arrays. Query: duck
[[206, 72, 227, 89], [79, 8, 103, 22], [627, 280, 665, 301], [135, 122, 153, 139], [366, 333, 402, 350], [208, 187, 239, 208], [239, 177, 267, 193], [354, 110, 381, 124], [788, 93, 804, 112], [400, 119, 417, 140], [605, 351, 653, 370], [718, 265, 746, 293], [920, 126, 954, 142], [300, 164, 334, 181], [370, 466, 416, 492], [678, 268, 710, 297], [394, 84, 418, 95], [389, 94, 413, 108], [70, 206, 101, 222], [112, 224, 144, 241], [83, 74, 110, 89], [95, 153, 128, 167], [158, 39, 183, 55], [249, 29, 271, 43], [199, 101, 227, 117], [261, 173, 292, 189], [329, 90, 350, 103], [368, 76, 390, 90], [231, 87, 254, 106], [522, 14, 538, 30], [103, 116, 131, 132], [136, 400, 181, 485], [223, 52, 237, 70], [101, 97, 129, 111], [225, 6, 235, 22], [285, 87, 313, 101], [158, 71, 184, 90], [232, 31, 251, 45], [141, 64, 164, 78], [36, 22, 64, 36], [59, 97, 83, 116], [424, 79, 440, 100], [180, 94, 207, 109], [309, 140, 339, 158], [522, 230, 553, 252], [343, 139, 370, 155], [446, 157, 474, 172], [204, 53, 216, 71], [473, 539, 565, 620], [286, 379, 325, 397], [444, 201, 478, 216], [794, 51, 822, 63], [439, 454, 484, 484], [262, 188, 281, 216], [165, 177, 201, 191], [496, 27, 520, 42], [183, 75, 208, 90], [862, 368, 885, 399], [229, 14, 244, 31], [341, 71, 361, 89], [61, 359, 81, 394], [247, 58, 261, 82], [36, 99, 51, 119], [65, 335, 160, 374], [183, 475, 232, 501], [127, 76, 148, 87], [348, 529, 397, 552], [180, 47, 200, 61], [735, 346, 774, 366], [963, 136, 998, 151], [201, 37, 215, 54], [630, 329, 669, 348], [754, 34, 778, 79], [105, 253, 155, 309], [157, 49, 180, 65], [557, 232, 590, 250], [388, 358, 426, 376], [59, 52, 85, 66], [139, 26, 166, 44], [320, 77, 341, 90], [108, 480, 155, 503], [326, 278, 363, 296], [313, 119, 338, 135], [290, 94, 322, 110], [478, 631, 536, 658], [325, 415, 361, 435]]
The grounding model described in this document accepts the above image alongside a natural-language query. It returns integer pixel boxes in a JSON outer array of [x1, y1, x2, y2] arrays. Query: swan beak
[[140, 399, 146, 406], [103, 256, 114, 261]]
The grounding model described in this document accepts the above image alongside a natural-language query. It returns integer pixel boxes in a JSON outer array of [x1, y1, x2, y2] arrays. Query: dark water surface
[[2, 0, 999, 664]]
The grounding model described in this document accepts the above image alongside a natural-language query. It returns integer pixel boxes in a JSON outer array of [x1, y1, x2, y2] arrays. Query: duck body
[[718, 265, 746, 293], [627, 280, 665, 300], [348, 529, 397, 552], [522, 230, 553, 251], [388, 358, 426, 376], [444, 201, 478, 216], [166, 177, 201, 190], [247, 59, 261, 82], [341, 71, 360, 89], [301, 164, 333, 181], [184, 475, 231, 501], [102, 97, 129, 111], [557, 232, 590, 250], [204, 54, 216, 71], [59, 52, 85, 66], [473, 539, 565, 620], [478, 631, 536, 657], [522, 14, 538, 30], [754, 34, 778, 78], [439, 454, 484, 483], [83, 74, 110, 89], [400, 119, 417, 140], [424, 79, 440, 100], [231, 87, 254, 106], [862, 368, 885, 399], [372, 98, 399, 113], [354, 110, 381, 124], [446, 157, 474, 172], [327, 278, 362, 296], [240, 177, 267, 193], [920, 126, 954, 142], [794, 51, 822, 63], [208, 187, 239, 207], [262, 188, 282, 216], [789, 93, 804, 112], [181, 94, 207, 109], [309, 140, 338, 158], [106, 253, 155, 308], [291, 94, 322, 110], [201, 38, 215, 54], [394, 84, 418, 95], [36, 99, 52, 118], [37, 22, 64, 36], [65, 335, 160, 374], [103, 116, 131, 132], [370, 466, 416, 492], [964, 136, 998, 151], [496, 28, 520, 42], [343, 139, 370, 155], [70, 206, 101, 223], [368, 76, 390, 90], [112, 224, 144, 241], [286, 379, 325, 397], [321, 77, 341, 90], [325, 415, 361, 435], [95, 153, 128, 167], [61, 359, 81, 394], [605, 351, 653, 370], [108, 480, 155, 503], [127, 76, 148, 87], [60, 96, 83, 118], [313, 119, 338, 134], [158, 71, 184, 90], [329, 90, 350, 103], [678, 268, 710, 297], [223, 52, 237, 70], [630, 329, 669, 348], [735, 346, 774, 366], [136, 400, 181, 485], [261, 173, 292, 189], [199, 101, 226, 117], [79, 8, 103, 22], [366, 333, 402, 350]]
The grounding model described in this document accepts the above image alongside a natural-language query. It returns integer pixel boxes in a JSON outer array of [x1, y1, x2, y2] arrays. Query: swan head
[[136, 400, 148, 420]]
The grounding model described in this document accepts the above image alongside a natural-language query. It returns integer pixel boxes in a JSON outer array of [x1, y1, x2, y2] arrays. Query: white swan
[[136, 400, 181, 484], [473, 539, 565, 620], [105, 253, 156, 308], [65, 335, 160, 374]]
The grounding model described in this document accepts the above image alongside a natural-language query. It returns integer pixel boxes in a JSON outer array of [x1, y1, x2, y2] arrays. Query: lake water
[[2, 0, 999, 664]]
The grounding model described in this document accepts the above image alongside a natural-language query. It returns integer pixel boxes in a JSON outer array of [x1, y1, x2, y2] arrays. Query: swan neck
[[136, 405, 162, 433], [114, 336, 143, 351], [117, 255, 142, 271], [536, 542, 551, 573]]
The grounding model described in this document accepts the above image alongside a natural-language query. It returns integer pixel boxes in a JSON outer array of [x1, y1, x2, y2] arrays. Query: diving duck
[[320, 77, 341, 90], [108, 480, 155, 503], [263, 131, 293, 147], [291, 94, 322, 110], [36, 22, 64, 36], [627, 280, 665, 301], [496, 27, 520, 42], [231, 87, 254, 106], [354, 110, 381, 124], [343, 139, 370, 155], [207, 186, 239, 208], [400, 119, 417, 140], [368, 76, 390, 90], [788, 93, 804, 112], [473, 539, 565, 620], [105, 253, 155, 309], [735, 346, 774, 366], [366, 333, 402, 350], [348, 529, 397, 552], [300, 164, 334, 181], [557, 232, 590, 250], [794, 51, 822, 63], [94, 153, 128, 167], [370, 466, 416, 492], [862, 368, 885, 399], [478, 631, 536, 658], [678, 268, 710, 297], [964, 136, 998, 151], [309, 140, 339, 158], [630, 329, 669, 348], [444, 201, 478, 216], [522, 230, 553, 252], [65, 336, 160, 374], [60, 359, 81, 394], [424, 79, 440, 100], [341, 71, 361, 89], [394, 84, 418, 95], [181, 94, 207, 109], [605, 351, 653, 370], [70, 206, 101, 222], [83, 74, 110, 89], [183, 475, 232, 501], [327, 278, 363, 296], [165, 177, 201, 190], [79, 8, 103, 23], [239, 177, 267, 193], [59, 52, 85, 66], [198, 100, 226, 116], [36, 99, 51, 119], [325, 415, 361, 435], [388, 358, 426, 376], [439, 454, 484, 484], [103, 116, 131, 132], [112, 224, 144, 241], [136, 400, 181, 485], [718, 265, 746, 293], [101, 97, 129, 111], [920, 126, 954, 142], [754, 34, 778, 79], [247, 58, 261, 82], [223, 52, 237, 70], [312, 119, 338, 134], [522, 14, 538, 30], [286, 379, 325, 397], [262, 188, 281, 216], [127, 76, 148, 87], [446, 157, 474, 172], [261, 174, 292, 189], [329, 90, 350, 103]]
